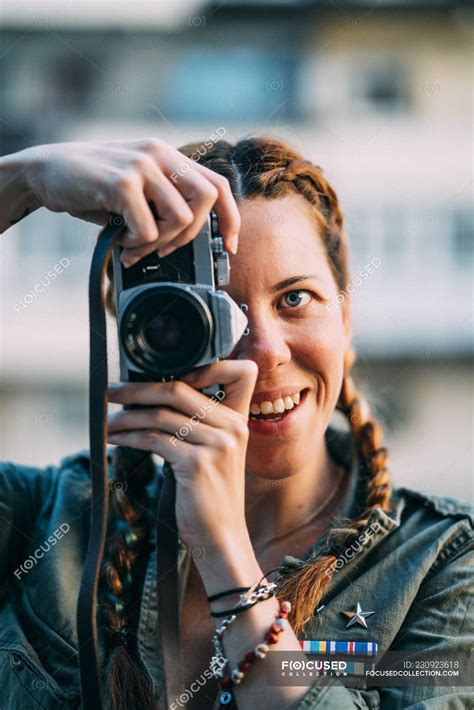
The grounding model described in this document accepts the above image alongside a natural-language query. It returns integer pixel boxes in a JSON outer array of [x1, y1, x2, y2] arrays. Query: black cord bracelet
[[209, 590, 276, 618], [210, 592, 276, 618], [207, 586, 250, 603], [207, 565, 281, 605]]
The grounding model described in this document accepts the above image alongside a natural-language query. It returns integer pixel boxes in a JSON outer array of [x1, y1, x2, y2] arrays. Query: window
[[159, 45, 300, 122], [352, 56, 410, 113], [452, 208, 473, 268]]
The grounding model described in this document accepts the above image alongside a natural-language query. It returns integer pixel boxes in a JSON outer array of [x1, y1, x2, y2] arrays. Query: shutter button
[[10, 655, 24, 670]]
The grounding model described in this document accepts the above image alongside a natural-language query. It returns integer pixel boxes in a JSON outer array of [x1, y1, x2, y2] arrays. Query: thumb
[[181, 359, 258, 418]]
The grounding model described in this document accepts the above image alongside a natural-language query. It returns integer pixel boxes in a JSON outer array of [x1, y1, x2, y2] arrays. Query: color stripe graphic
[[299, 640, 378, 656]]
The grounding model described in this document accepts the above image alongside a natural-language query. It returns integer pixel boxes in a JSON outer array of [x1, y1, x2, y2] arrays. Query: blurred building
[[0, 0, 472, 501]]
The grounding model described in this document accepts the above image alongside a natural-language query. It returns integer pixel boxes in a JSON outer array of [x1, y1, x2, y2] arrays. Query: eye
[[278, 289, 313, 309]]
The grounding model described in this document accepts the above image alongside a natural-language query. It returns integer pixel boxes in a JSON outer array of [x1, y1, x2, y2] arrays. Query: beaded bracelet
[[210, 583, 278, 677], [216, 599, 291, 707], [210, 589, 283, 679]]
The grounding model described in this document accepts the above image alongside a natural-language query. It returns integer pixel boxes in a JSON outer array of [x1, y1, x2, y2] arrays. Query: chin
[[246, 407, 328, 479], [246, 446, 310, 481]]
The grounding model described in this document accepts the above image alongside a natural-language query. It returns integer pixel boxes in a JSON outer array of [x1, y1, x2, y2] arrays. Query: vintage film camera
[[112, 211, 248, 388]]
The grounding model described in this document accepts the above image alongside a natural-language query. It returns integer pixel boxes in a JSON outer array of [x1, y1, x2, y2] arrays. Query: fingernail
[[158, 245, 175, 258], [229, 235, 238, 255], [121, 255, 141, 268]]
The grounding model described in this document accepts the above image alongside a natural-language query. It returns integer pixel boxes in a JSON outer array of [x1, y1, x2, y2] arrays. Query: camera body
[[112, 212, 248, 386]]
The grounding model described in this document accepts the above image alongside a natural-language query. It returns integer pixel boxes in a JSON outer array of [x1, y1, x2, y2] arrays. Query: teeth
[[249, 390, 303, 416], [283, 396, 294, 410], [273, 398, 286, 413]]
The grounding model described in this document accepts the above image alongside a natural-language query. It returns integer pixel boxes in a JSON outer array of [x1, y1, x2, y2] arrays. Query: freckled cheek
[[291, 326, 345, 392]]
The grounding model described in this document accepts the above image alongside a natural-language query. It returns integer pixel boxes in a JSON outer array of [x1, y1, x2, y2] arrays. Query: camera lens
[[120, 284, 212, 377], [145, 313, 183, 352]]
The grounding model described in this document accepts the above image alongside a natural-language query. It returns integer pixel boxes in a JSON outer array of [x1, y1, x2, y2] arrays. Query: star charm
[[341, 602, 375, 628]]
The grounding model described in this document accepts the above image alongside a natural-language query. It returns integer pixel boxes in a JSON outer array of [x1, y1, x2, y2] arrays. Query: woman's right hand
[[0, 137, 240, 266]]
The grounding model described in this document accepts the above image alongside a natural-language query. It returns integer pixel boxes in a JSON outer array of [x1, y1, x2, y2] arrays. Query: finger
[[117, 169, 196, 263], [115, 180, 159, 249], [117, 172, 217, 261], [181, 360, 259, 418], [127, 149, 209, 255], [156, 148, 240, 255], [108, 405, 210, 444], [155, 170, 219, 257], [108, 408, 226, 450], [192, 162, 241, 254], [108, 380, 233, 428], [143, 169, 197, 249], [108, 428, 192, 462], [119, 243, 159, 267]]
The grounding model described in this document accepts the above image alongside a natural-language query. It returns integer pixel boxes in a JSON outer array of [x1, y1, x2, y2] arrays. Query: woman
[[0, 136, 472, 710]]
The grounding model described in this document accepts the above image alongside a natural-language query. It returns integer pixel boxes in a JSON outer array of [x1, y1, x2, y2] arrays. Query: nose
[[232, 311, 292, 372]]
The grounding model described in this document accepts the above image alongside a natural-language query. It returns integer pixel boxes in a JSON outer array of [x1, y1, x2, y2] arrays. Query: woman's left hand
[[107, 359, 258, 554]]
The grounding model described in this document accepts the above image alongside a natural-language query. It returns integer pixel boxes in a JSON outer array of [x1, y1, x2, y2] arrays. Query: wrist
[[192, 530, 262, 601], [19, 146, 45, 208], [0, 149, 41, 232]]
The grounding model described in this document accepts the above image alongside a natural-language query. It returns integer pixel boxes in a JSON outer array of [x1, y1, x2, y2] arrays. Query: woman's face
[[223, 194, 351, 480]]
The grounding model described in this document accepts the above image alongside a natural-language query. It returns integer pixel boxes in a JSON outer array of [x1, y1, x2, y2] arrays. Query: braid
[[99, 446, 157, 709], [274, 344, 392, 635], [337, 346, 391, 517]]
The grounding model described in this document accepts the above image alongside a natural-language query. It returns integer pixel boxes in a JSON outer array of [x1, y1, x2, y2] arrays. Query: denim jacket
[[0, 426, 472, 710]]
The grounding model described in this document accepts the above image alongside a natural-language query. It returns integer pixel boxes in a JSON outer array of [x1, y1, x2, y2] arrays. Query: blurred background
[[0, 0, 472, 501]]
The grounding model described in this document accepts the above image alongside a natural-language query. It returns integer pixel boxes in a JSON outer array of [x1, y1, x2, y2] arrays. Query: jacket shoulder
[[0, 447, 116, 516], [0, 447, 164, 492], [393, 486, 473, 527], [56, 447, 113, 476], [0, 447, 96, 478], [55, 449, 166, 484]]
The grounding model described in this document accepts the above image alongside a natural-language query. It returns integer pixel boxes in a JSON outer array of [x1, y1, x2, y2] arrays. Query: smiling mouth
[[248, 388, 308, 422]]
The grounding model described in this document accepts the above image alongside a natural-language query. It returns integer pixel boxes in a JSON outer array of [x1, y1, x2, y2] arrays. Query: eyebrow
[[270, 274, 321, 293]]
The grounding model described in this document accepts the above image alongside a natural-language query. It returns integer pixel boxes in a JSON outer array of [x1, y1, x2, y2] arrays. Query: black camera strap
[[77, 220, 183, 710], [156, 461, 183, 709]]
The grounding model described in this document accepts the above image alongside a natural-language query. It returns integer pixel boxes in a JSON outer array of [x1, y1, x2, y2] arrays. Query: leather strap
[[77, 218, 182, 709], [77, 220, 117, 710], [156, 463, 183, 708]]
